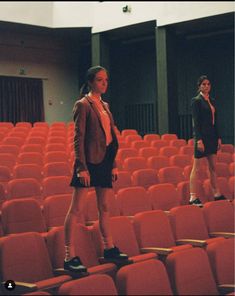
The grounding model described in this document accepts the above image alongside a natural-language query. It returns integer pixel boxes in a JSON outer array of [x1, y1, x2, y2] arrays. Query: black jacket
[[191, 93, 220, 141]]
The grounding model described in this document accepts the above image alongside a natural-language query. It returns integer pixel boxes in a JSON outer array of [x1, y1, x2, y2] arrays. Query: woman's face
[[90, 70, 108, 95], [199, 79, 211, 95]]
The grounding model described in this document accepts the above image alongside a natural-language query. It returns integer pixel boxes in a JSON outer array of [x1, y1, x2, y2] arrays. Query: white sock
[[214, 192, 221, 197], [190, 193, 197, 202], [65, 245, 70, 261]]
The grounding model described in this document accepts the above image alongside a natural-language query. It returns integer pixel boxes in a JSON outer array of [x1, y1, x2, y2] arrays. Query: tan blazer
[[73, 95, 118, 172]]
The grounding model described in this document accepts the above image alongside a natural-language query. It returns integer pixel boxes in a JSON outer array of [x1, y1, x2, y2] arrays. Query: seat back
[[116, 259, 173, 295], [59, 274, 118, 295], [93, 216, 140, 257], [43, 162, 71, 177], [147, 155, 169, 170], [207, 238, 234, 285], [17, 152, 44, 165], [46, 224, 100, 268], [13, 164, 43, 182], [169, 154, 191, 168], [116, 186, 151, 216], [158, 166, 184, 186], [161, 134, 178, 141], [159, 146, 179, 158], [1, 198, 47, 234], [122, 157, 147, 173], [148, 183, 180, 210], [166, 247, 218, 295], [0, 232, 53, 282], [42, 176, 72, 198], [169, 205, 209, 240], [121, 129, 138, 137], [133, 210, 176, 248], [132, 168, 158, 189], [43, 194, 74, 228], [112, 171, 132, 193], [7, 178, 42, 201], [202, 200, 234, 233]]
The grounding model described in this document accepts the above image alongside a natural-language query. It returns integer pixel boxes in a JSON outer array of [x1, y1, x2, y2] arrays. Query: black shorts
[[70, 142, 116, 188], [194, 134, 218, 159]]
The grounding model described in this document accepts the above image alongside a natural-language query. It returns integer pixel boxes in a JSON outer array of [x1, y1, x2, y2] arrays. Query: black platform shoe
[[104, 246, 129, 260], [214, 195, 226, 201], [64, 256, 87, 273]]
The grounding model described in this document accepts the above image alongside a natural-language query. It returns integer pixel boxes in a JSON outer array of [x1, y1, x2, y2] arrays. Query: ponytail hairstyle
[[79, 65, 108, 99], [197, 75, 209, 93]]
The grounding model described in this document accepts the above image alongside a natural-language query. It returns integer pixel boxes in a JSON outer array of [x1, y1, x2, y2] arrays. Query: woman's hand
[[77, 170, 90, 187], [197, 140, 205, 152], [112, 168, 118, 182], [217, 138, 222, 150]]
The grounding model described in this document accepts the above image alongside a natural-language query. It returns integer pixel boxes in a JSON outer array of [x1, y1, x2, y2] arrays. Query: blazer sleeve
[[73, 100, 88, 172], [191, 98, 202, 141]]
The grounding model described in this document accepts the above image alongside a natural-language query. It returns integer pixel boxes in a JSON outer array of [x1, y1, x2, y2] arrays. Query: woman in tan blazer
[[64, 66, 128, 273]]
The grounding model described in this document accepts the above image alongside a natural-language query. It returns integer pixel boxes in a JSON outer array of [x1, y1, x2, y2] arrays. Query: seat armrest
[[1, 281, 37, 295], [140, 247, 173, 256], [85, 220, 95, 226], [176, 239, 207, 247], [218, 284, 235, 294], [53, 268, 89, 279], [209, 232, 235, 239]]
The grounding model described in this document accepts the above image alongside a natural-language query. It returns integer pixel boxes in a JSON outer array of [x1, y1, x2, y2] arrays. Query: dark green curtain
[[0, 76, 45, 124]]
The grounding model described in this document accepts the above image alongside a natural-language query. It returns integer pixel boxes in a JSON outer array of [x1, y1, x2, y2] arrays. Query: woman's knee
[[98, 201, 109, 213]]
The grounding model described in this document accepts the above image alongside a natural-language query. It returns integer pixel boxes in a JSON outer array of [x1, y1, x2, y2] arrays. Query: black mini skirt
[[194, 131, 218, 159], [70, 142, 116, 188]]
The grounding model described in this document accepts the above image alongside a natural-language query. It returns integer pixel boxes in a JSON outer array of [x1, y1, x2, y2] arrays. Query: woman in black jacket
[[189, 75, 226, 207]]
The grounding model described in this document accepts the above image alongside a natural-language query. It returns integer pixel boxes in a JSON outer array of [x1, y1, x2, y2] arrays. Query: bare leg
[[95, 187, 114, 250], [207, 154, 221, 197], [64, 187, 88, 260], [190, 157, 203, 201]]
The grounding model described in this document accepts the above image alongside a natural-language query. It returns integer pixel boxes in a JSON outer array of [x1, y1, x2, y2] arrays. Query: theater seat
[[202, 200, 234, 238], [92, 216, 157, 264], [158, 166, 184, 186], [0, 232, 72, 294], [7, 178, 42, 202], [133, 210, 192, 257], [1, 198, 47, 236], [169, 205, 225, 247], [165, 247, 219, 295], [132, 168, 158, 189], [58, 274, 118, 295], [116, 259, 173, 295], [46, 224, 117, 278], [116, 186, 152, 216], [207, 238, 234, 287], [148, 183, 180, 211]]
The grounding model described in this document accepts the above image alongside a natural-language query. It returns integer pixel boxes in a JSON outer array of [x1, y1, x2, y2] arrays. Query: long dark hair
[[79, 66, 108, 99], [197, 75, 210, 93]]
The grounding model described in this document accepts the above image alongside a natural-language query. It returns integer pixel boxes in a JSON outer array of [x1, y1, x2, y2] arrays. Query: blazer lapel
[[85, 95, 104, 130]]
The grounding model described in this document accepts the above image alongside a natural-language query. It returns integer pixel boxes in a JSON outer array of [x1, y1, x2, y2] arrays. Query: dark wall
[[176, 31, 234, 143], [110, 38, 157, 134]]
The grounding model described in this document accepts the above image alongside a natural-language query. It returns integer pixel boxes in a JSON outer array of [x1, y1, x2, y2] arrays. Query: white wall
[[52, 1, 95, 28], [0, 1, 53, 27], [0, 1, 233, 32], [92, 1, 234, 33]]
